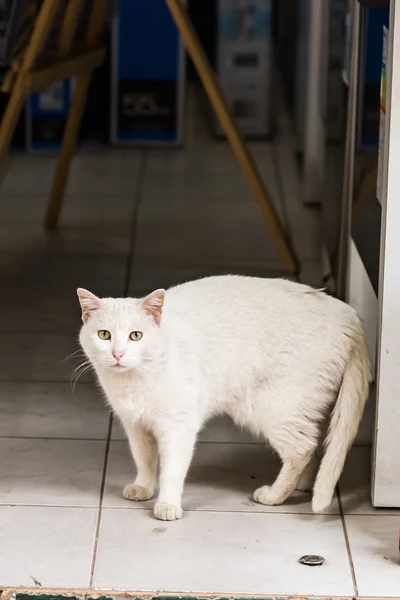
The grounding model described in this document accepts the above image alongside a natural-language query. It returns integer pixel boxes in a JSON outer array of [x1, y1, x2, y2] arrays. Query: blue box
[[26, 80, 74, 151], [110, 0, 185, 147]]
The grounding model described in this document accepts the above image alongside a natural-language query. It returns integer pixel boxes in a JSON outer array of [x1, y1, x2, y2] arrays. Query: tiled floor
[[0, 107, 396, 596]]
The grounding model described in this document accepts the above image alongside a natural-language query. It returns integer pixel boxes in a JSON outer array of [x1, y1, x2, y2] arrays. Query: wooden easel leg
[[44, 74, 91, 229], [165, 0, 299, 275]]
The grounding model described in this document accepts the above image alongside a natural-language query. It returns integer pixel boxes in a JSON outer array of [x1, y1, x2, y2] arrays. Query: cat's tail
[[312, 322, 371, 513]]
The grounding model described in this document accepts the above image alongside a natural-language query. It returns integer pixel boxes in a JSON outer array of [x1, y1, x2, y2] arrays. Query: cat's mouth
[[112, 363, 126, 369]]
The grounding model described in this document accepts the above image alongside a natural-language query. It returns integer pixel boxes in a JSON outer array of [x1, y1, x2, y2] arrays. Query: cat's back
[[164, 275, 356, 333], [163, 275, 362, 391]]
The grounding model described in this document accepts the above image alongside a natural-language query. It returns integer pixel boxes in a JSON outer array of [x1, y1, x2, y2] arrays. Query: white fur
[[77, 275, 370, 520]]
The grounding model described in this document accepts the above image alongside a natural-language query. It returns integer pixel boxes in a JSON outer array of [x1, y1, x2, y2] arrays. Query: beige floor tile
[[0, 438, 106, 506], [0, 505, 97, 588], [93, 509, 354, 595]]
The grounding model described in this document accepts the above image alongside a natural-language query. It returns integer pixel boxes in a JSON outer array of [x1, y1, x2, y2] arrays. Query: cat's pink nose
[[112, 350, 125, 362]]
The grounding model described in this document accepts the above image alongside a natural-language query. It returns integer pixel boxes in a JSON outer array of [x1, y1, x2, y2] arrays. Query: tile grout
[[337, 483, 359, 596], [123, 149, 148, 298], [0, 502, 341, 516], [0, 499, 394, 517], [89, 415, 113, 588], [271, 135, 293, 241]]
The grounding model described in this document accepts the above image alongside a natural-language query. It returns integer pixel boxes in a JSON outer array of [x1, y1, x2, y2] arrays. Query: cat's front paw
[[154, 501, 183, 521], [123, 483, 154, 502], [253, 485, 280, 506]]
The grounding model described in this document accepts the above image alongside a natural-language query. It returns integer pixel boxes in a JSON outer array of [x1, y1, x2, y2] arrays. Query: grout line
[[0, 436, 110, 442], [271, 136, 294, 242], [0, 501, 341, 517], [97, 506, 342, 516], [185, 83, 196, 148], [123, 150, 148, 298], [337, 483, 359, 597], [270, 137, 299, 283], [89, 415, 113, 588], [0, 503, 102, 509], [0, 379, 95, 385]]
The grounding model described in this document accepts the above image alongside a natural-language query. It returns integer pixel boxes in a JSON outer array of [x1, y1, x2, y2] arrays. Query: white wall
[[372, 0, 400, 507]]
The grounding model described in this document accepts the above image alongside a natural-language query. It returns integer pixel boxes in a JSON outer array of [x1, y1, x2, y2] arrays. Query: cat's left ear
[[77, 288, 102, 323], [139, 289, 165, 325]]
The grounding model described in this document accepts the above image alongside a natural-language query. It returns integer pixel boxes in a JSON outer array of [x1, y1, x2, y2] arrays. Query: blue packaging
[[110, 0, 185, 146], [26, 80, 74, 151]]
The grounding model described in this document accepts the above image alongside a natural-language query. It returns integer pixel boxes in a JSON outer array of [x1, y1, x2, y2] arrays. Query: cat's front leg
[[122, 422, 158, 502], [154, 424, 197, 521]]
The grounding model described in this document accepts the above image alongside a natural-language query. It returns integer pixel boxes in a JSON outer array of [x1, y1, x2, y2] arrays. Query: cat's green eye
[[130, 331, 143, 342], [98, 330, 111, 340]]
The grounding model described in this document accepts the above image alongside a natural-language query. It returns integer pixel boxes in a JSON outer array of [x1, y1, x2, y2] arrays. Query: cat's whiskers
[[69, 358, 101, 390], [63, 348, 86, 363]]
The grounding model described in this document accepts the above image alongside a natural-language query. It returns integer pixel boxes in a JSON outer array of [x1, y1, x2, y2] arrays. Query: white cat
[[77, 275, 370, 521]]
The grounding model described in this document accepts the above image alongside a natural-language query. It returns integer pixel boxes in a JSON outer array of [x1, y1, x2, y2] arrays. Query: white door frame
[[372, 0, 400, 508]]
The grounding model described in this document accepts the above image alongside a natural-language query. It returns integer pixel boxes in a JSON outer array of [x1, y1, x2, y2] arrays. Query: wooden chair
[[0, 0, 111, 228]]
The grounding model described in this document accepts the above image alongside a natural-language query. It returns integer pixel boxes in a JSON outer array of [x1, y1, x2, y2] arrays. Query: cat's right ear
[[77, 288, 102, 323]]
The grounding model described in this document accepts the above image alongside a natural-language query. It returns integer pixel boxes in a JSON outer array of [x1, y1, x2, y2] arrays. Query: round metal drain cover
[[299, 554, 325, 566]]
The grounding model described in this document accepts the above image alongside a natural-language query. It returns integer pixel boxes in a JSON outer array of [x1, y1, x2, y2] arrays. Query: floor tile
[[0, 279, 122, 333], [0, 438, 106, 506], [67, 150, 141, 195], [0, 382, 109, 439], [340, 446, 400, 515], [0, 253, 127, 290], [0, 505, 97, 588], [128, 260, 286, 297], [1, 150, 141, 197], [104, 440, 339, 514], [0, 221, 131, 255], [345, 514, 400, 596], [94, 509, 354, 595], [135, 180, 285, 271], [0, 333, 91, 383], [1, 155, 56, 195], [0, 193, 135, 227]]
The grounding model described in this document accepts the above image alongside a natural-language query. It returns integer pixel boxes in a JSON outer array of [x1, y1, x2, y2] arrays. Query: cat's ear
[[139, 289, 165, 325], [77, 288, 102, 323]]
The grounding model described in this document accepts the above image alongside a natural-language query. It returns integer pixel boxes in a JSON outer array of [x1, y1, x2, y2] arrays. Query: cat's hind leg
[[253, 421, 318, 506], [254, 450, 314, 506], [296, 420, 327, 492], [296, 450, 321, 492]]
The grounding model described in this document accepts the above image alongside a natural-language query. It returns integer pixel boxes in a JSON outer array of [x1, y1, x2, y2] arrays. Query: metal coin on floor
[[299, 554, 325, 566]]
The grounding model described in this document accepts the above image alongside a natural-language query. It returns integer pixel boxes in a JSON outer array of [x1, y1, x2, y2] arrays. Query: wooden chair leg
[[44, 0, 109, 229], [44, 73, 91, 229], [0, 0, 58, 168], [165, 0, 299, 275], [0, 85, 26, 167]]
